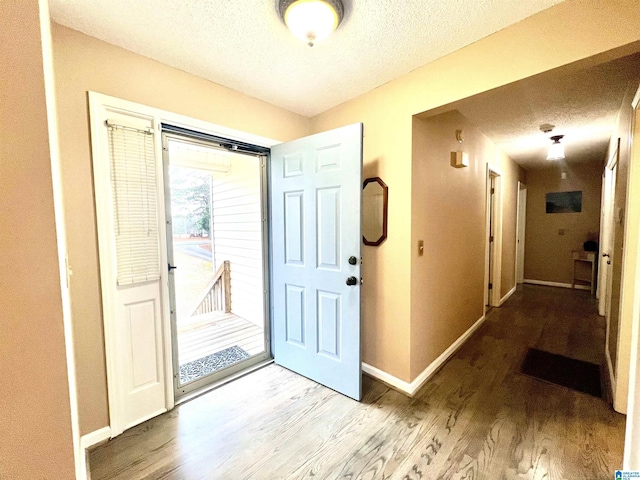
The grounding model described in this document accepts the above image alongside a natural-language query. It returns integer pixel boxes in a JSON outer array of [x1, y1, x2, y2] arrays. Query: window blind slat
[[108, 126, 160, 285]]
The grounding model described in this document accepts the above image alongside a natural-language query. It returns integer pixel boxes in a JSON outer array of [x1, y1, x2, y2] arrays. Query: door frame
[[161, 132, 272, 399], [89, 92, 279, 433], [484, 164, 503, 309]]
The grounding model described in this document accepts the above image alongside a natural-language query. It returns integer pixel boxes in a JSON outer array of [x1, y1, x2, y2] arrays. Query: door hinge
[[490, 236, 494, 242], [491, 188, 495, 194], [488, 283, 493, 290]]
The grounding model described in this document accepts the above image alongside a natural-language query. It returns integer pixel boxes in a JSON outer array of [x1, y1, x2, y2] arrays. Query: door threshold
[[175, 358, 274, 406]]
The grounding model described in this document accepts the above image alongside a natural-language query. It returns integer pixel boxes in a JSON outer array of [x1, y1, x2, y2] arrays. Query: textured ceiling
[[444, 53, 640, 169], [49, 0, 563, 117]]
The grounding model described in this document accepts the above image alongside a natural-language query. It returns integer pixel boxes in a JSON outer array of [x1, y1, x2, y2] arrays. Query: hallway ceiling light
[[279, 0, 344, 47], [547, 135, 565, 160]]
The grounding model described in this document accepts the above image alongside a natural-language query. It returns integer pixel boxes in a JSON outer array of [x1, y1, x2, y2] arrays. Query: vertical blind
[[107, 122, 160, 285]]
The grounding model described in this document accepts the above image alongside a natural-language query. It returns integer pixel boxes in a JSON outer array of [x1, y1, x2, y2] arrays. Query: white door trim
[[88, 92, 279, 437]]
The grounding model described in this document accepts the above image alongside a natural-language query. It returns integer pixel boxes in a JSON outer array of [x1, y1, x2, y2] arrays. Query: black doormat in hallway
[[179, 345, 250, 384], [520, 348, 602, 397]]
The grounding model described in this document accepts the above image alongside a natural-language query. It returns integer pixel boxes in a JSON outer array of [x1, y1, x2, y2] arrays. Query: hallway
[[89, 285, 625, 479]]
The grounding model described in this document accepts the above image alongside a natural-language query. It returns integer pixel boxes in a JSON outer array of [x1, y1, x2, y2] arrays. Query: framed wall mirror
[[362, 177, 388, 246]]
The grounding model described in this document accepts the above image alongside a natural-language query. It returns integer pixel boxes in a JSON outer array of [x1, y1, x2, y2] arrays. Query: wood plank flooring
[[90, 285, 625, 479], [178, 312, 264, 365]]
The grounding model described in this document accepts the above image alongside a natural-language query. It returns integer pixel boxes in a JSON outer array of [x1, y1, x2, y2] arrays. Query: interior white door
[[270, 124, 363, 401], [599, 168, 613, 315], [516, 185, 527, 284], [91, 108, 168, 436], [604, 163, 618, 321]]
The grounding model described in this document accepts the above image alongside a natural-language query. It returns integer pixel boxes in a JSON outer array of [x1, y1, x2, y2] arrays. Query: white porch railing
[[189, 260, 231, 316]]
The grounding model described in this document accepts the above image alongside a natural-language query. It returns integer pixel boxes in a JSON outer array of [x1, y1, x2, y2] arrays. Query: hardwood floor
[[178, 312, 264, 365], [90, 285, 625, 479]]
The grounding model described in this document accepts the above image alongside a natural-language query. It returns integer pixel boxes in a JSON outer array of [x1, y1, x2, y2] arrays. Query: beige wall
[[0, 2, 76, 478], [51, 24, 311, 435], [410, 111, 524, 378], [311, 0, 640, 383], [524, 164, 603, 285], [609, 81, 640, 413]]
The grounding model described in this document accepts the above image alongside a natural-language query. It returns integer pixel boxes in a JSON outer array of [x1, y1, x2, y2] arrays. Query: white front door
[[270, 124, 363, 401]]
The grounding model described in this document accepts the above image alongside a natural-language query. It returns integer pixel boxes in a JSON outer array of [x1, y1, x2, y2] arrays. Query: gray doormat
[[521, 348, 602, 397], [180, 345, 250, 384]]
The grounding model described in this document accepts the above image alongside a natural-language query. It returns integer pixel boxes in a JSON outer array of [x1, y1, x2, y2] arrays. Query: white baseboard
[[77, 426, 111, 480], [363, 313, 486, 397], [499, 285, 517, 306], [81, 426, 111, 450], [362, 363, 412, 393], [523, 279, 590, 291]]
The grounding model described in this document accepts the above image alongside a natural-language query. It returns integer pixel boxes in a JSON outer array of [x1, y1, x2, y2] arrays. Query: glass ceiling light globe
[[280, 0, 344, 46], [546, 135, 565, 161]]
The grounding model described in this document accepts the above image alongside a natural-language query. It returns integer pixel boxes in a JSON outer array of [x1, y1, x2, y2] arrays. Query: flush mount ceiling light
[[540, 124, 565, 161], [279, 0, 344, 47], [547, 135, 565, 161]]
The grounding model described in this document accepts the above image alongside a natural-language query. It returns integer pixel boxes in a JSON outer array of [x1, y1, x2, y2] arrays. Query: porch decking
[[178, 312, 264, 365]]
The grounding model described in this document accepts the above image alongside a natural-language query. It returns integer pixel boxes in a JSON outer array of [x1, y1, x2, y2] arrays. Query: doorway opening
[[162, 132, 271, 398]]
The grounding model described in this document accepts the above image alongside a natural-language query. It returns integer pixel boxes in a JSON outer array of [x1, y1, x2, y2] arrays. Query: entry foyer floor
[[90, 285, 625, 479]]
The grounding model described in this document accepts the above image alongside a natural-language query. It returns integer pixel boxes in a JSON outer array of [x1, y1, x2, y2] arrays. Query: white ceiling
[[446, 53, 640, 169], [49, 0, 563, 117]]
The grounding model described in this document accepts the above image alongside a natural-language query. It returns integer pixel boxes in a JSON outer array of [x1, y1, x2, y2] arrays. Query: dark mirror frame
[[362, 177, 389, 246]]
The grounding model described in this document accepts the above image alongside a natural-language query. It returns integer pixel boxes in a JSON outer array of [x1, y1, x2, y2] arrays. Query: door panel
[[116, 282, 166, 430], [284, 191, 305, 264], [271, 124, 363, 401]]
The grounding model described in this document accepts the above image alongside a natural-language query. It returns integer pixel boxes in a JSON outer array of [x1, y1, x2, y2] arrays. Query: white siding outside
[[211, 156, 264, 327]]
